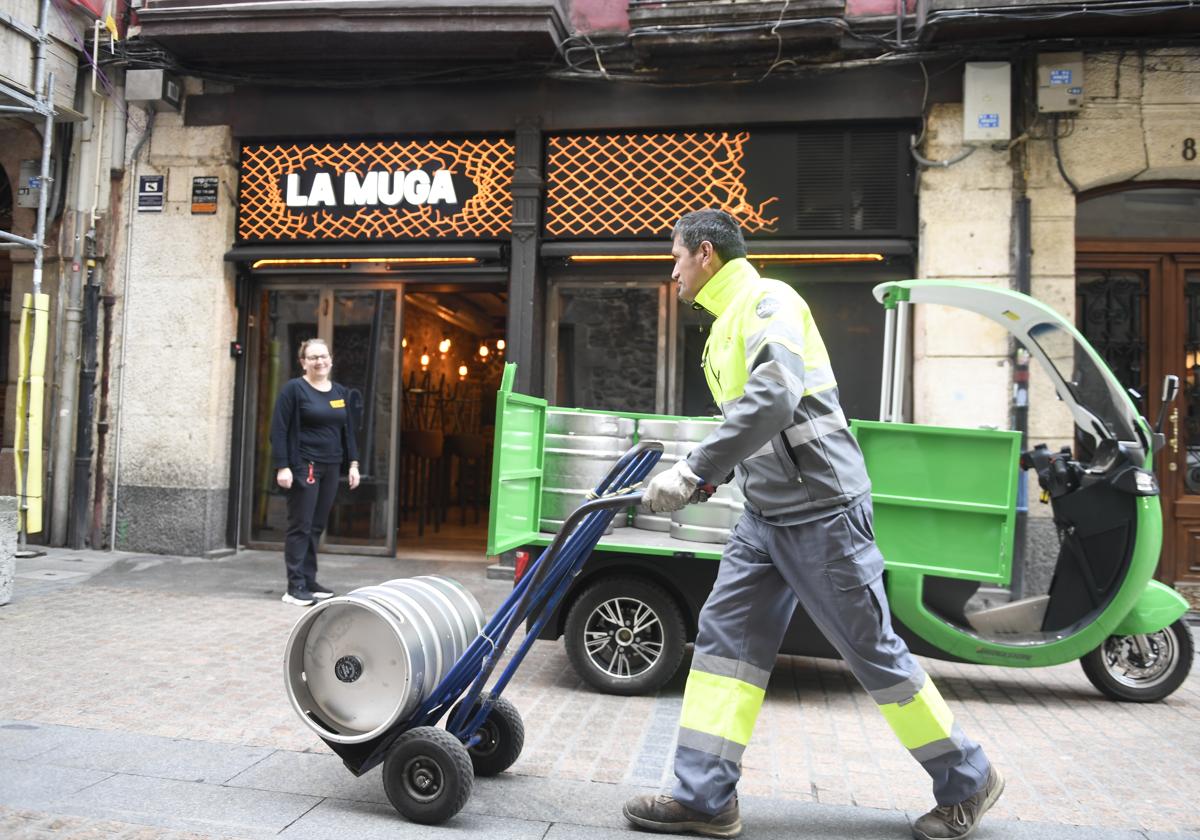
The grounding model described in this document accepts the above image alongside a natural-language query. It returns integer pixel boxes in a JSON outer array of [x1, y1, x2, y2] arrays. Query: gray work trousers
[[672, 498, 991, 814]]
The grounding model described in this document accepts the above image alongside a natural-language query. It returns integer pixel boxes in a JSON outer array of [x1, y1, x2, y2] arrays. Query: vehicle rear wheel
[[1079, 618, 1194, 702], [382, 726, 473, 824], [564, 576, 686, 696]]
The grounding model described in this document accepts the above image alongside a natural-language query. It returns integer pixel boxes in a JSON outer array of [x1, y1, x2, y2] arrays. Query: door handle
[[1169, 406, 1180, 471]]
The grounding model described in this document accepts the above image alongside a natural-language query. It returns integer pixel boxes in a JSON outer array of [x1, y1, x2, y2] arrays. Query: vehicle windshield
[[1026, 321, 1142, 446]]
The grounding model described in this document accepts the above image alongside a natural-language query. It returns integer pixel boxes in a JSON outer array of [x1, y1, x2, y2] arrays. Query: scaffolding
[[1, 0, 56, 546]]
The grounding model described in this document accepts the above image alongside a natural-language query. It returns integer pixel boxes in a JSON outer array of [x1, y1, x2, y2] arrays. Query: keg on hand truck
[[283, 576, 524, 821], [282, 442, 664, 824]]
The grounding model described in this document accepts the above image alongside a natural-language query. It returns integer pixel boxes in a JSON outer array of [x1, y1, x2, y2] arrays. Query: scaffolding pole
[[2, 0, 57, 552]]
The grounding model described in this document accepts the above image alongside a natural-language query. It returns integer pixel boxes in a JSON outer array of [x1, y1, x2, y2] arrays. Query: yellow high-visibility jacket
[[685, 258, 871, 520]]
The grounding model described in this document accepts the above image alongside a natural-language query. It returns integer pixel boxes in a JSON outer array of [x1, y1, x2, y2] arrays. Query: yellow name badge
[[329, 399, 346, 408]]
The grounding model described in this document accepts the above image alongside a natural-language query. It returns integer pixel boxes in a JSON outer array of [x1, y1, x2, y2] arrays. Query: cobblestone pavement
[[0, 806, 251, 840], [1, 547, 1198, 838]]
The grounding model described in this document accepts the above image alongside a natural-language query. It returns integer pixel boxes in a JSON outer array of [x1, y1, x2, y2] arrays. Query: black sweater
[[269, 378, 361, 470]]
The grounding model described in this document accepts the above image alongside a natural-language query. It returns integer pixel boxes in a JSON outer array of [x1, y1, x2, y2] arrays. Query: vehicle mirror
[[1154, 374, 1180, 434], [1162, 374, 1180, 405]]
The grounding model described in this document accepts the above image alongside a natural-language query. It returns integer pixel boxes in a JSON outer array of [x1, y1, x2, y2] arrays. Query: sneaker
[[309, 583, 335, 600], [282, 590, 316, 606], [623, 793, 742, 838], [912, 766, 1005, 840]]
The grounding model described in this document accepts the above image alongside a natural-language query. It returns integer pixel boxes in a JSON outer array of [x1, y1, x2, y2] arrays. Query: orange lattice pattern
[[544, 132, 779, 237], [238, 139, 515, 241]]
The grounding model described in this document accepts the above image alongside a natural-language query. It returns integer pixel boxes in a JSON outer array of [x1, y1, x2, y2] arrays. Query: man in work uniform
[[623, 209, 1003, 840]]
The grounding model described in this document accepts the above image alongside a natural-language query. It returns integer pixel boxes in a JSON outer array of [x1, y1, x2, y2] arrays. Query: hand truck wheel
[[382, 726, 474, 824], [451, 691, 525, 777]]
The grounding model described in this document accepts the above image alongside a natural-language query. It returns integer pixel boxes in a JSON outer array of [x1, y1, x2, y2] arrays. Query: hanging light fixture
[[458, 364, 468, 380], [479, 344, 490, 359], [496, 338, 506, 351], [438, 338, 452, 354], [420, 352, 430, 370]]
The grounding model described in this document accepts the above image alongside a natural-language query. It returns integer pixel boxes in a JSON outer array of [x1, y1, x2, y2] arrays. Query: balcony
[[134, 0, 569, 75], [918, 0, 1200, 43], [625, 0, 846, 57]]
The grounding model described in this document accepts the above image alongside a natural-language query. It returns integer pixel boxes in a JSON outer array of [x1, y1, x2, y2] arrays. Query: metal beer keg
[[540, 411, 634, 534], [632, 418, 684, 532], [283, 576, 484, 744]]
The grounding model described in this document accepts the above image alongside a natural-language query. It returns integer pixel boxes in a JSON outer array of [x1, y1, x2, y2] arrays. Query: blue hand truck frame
[[317, 441, 664, 793]]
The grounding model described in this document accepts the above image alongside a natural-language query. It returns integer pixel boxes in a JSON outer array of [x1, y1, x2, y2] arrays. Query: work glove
[[644, 460, 704, 513]]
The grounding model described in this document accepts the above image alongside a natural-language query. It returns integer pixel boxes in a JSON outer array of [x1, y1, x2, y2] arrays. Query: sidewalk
[[0, 546, 1197, 839]]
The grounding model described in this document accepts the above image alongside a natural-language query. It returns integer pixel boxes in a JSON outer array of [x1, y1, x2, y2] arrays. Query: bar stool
[[401, 429, 444, 538], [445, 432, 487, 526]]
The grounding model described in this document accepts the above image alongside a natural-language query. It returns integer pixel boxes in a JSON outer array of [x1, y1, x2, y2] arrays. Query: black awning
[[539, 239, 914, 258], [225, 242, 504, 263]]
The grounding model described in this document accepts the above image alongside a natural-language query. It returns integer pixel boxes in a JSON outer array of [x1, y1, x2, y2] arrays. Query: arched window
[[1077, 184, 1200, 239]]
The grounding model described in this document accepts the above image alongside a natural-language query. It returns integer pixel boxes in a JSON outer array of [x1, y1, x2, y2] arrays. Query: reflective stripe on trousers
[[672, 500, 991, 814]]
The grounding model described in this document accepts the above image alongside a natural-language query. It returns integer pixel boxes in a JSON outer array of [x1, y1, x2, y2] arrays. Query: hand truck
[[314, 441, 663, 824]]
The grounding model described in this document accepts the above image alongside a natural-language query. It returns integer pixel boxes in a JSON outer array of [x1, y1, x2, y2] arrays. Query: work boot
[[912, 766, 1005, 840], [623, 793, 742, 838]]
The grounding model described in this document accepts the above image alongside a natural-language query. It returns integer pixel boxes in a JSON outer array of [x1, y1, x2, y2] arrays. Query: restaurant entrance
[[239, 280, 505, 558]]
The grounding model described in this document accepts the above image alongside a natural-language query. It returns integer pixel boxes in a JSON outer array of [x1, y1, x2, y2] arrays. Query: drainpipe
[[50, 87, 101, 545], [69, 248, 101, 548], [1012, 196, 1031, 599]]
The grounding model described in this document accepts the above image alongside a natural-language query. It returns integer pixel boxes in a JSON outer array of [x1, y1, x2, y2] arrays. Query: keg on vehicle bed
[[671, 480, 745, 543], [632, 418, 683, 532], [540, 411, 635, 534], [283, 576, 484, 744], [655, 419, 745, 543]]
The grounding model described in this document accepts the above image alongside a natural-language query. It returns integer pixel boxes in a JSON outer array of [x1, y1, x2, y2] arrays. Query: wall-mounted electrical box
[[125, 68, 184, 112], [17, 159, 55, 209], [1037, 53, 1085, 112], [963, 62, 1012, 144]]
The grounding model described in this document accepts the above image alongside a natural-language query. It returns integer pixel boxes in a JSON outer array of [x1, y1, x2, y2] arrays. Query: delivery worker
[[623, 209, 1002, 840]]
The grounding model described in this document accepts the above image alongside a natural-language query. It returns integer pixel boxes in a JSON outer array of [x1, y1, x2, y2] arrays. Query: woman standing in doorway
[[270, 338, 361, 606]]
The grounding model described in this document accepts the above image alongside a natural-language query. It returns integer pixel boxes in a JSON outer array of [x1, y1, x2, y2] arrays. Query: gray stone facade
[[107, 84, 238, 556], [0, 496, 15, 604], [113, 486, 227, 556]]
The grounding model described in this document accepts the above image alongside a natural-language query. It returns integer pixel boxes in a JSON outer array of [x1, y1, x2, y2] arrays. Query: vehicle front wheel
[[564, 576, 687, 696], [1079, 618, 1194, 702]]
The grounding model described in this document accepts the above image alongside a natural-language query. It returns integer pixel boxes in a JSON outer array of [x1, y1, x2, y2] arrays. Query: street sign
[[138, 174, 165, 213], [191, 175, 219, 214]]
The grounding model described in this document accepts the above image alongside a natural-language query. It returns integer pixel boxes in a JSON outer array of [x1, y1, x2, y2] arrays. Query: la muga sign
[[238, 137, 515, 242], [284, 168, 463, 210]]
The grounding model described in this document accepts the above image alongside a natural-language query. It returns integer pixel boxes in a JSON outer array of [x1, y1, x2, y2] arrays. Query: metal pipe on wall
[[1011, 196, 1032, 598], [50, 87, 101, 545], [69, 256, 101, 547]]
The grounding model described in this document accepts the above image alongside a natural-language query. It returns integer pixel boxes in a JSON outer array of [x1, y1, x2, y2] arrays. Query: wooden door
[[1077, 240, 1200, 589]]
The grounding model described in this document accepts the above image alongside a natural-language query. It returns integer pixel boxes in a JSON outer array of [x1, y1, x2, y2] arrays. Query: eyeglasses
[[305, 354, 330, 361]]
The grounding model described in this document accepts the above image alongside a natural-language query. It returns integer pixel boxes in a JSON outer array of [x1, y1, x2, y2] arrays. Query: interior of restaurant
[[394, 288, 507, 557]]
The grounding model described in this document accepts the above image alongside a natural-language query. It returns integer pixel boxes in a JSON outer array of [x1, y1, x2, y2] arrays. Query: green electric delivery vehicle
[[486, 279, 1194, 703]]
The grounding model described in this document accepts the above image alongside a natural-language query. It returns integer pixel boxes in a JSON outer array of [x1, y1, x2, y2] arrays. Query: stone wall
[[915, 48, 1200, 595], [109, 83, 239, 555], [555, 285, 660, 413]]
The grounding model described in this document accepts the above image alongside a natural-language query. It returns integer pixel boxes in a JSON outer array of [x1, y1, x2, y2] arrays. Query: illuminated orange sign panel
[[544, 132, 780, 237], [238, 138, 514, 242]]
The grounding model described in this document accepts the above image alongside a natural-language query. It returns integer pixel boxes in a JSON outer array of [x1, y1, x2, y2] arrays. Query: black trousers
[[284, 462, 341, 594]]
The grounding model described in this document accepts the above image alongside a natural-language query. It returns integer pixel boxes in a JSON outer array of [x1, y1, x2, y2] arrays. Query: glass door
[[244, 285, 401, 555]]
